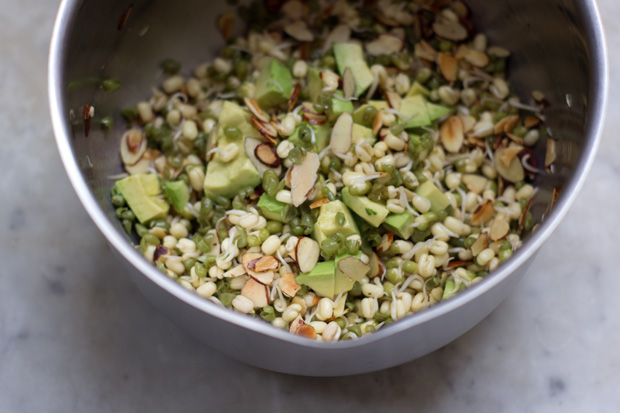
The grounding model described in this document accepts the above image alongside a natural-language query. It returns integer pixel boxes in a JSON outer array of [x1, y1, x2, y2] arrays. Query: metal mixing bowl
[[48, 0, 607, 376]]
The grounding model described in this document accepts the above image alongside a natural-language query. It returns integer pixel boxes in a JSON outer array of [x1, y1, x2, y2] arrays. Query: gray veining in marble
[[1, 0, 620, 411]]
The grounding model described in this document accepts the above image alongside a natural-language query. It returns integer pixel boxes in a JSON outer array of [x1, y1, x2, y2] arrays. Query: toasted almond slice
[[524, 116, 540, 128], [295, 237, 320, 273], [531, 90, 546, 102], [125, 157, 151, 175], [440, 116, 464, 153], [242, 253, 263, 271], [495, 147, 525, 182], [384, 91, 402, 111], [285, 166, 292, 188], [217, 13, 235, 41], [506, 133, 524, 145], [120, 129, 147, 166], [248, 269, 274, 286], [459, 115, 476, 134], [289, 314, 305, 334], [545, 139, 557, 168], [463, 49, 489, 68], [433, 18, 468, 41], [367, 251, 385, 279], [251, 117, 278, 142], [415, 40, 437, 61], [302, 112, 327, 126], [252, 256, 280, 272], [322, 24, 351, 53], [310, 198, 330, 209], [372, 110, 384, 135], [499, 146, 524, 168], [244, 98, 270, 123], [280, 273, 301, 298], [288, 84, 301, 113], [295, 324, 317, 339], [462, 174, 488, 194], [245, 137, 282, 178], [342, 68, 356, 100], [437, 53, 458, 82], [337, 257, 371, 282], [470, 233, 489, 256], [330, 112, 353, 155], [471, 201, 494, 227], [291, 153, 320, 206], [255, 142, 281, 168], [302, 102, 320, 115], [284, 21, 314, 42], [376, 233, 394, 254], [241, 278, 269, 308], [490, 218, 510, 241], [223, 264, 246, 278], [366, 34, 404, 56], [494, 115, 519, 135]]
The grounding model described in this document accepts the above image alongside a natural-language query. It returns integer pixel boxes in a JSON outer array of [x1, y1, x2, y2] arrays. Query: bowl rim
[[48, 0, 608, 349]]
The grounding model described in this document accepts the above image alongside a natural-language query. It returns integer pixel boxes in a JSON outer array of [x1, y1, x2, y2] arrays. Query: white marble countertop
[[2, 0, 619, 411]]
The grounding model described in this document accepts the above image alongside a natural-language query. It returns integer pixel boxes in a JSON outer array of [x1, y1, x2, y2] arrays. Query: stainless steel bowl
[[48, 0, 607, 376]]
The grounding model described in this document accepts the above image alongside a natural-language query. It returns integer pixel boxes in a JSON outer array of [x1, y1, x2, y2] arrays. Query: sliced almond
[[120, 129, 147, 166], [440, 116, 464, 153], [372, 110, 384, 135], [295, 324, 317, 340], [488, 46, 511, 58], [337, 257, 370, 282], [302, 112, 327, 126], [330, 112, 353, 155], [470, 233, 489, 257], [248, 269, 274, 286], [322, 25, 351, 53], [125, 157, 151, 175], [459, 115, 476, 134], [437, 53, 458, 82], [252, 256, 280, 272], [223, 264, 246, 278], [489, 218, 510, 241], [295, 237, 320, 273], [242, 253, 263, 271], [310, 198, 330, 209], [285, 166, 292, 188], [284, 21, 314, 42], [433, 18, 468, 41], [244, 98, 270, 123], [367, 251, 385, 279], [241, 278, 269, 308], [251, 117, 278, 143], [384, 91, 402, 111], [463, 49, 489, 68], [495, 147, 525, 182], [471, 201, 494, 227], [415, 40, 437, 61], [288, 84, 301, 113], [217, 13, 235, 41], [290, 153, 319, 206], [289, 314, 305, 334], [498, 146, 523, 168], [245, 137, 282, 177], [342, 68, 356, 100], [462, 174, 488, 194], [545, 139, 557, 168], [524, 116, 540, 128], [365, 34, 404, 56], [376, 233, 394, 254], [506, 133, 524, 145], [302, 102, 320, 115], [255, 142, 281, 168], [280, 273, 301, 298], [494, 115, 519, 135]]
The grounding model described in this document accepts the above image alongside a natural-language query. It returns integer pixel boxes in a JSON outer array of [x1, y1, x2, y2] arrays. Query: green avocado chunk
[[352, 124, 376, 144], [164, 181, 190, 213], [257, 193, 287, 222], [288, 123, 331, 152], [203, 101, 262, 198], [313, 200, 359, 249], [115, 174, 169, 224], [406, 82, 431, 98], [401, 96, 451, 129], [296, 260, 337, 298], [333, 43, 374, 98], [255, 59, 293, 109], [326, 92, 354, 122], [426, 101, 451, 122], [415, 181, 451, 213], [341, 187, 389, 227], [384, 211, 416, 239]]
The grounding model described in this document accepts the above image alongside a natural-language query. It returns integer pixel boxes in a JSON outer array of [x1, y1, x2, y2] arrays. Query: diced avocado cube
[[341, 187, 389, 227], [406, 82, 431, 98], [353, 100, 389, 126], [115, 174, 169, 224], [326, 92, 354, 122], [401, 96, 432, 129], [352, 124, 375, 144], [257, 193, 286, 222], [334, 252, 363, 296], [333, 43, 374, 98], [426, 101, 451, 122], [307, 67, 323, 104], [255, 59, 293, 109], [288, 123, 331, 152], [384, 211, 416, 239], [296, 260, 337, 298], [164, 181, 190, 213], [313, 200, 359, 249], [415, 181, 451, 213], [204, 101, 262, 198]]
